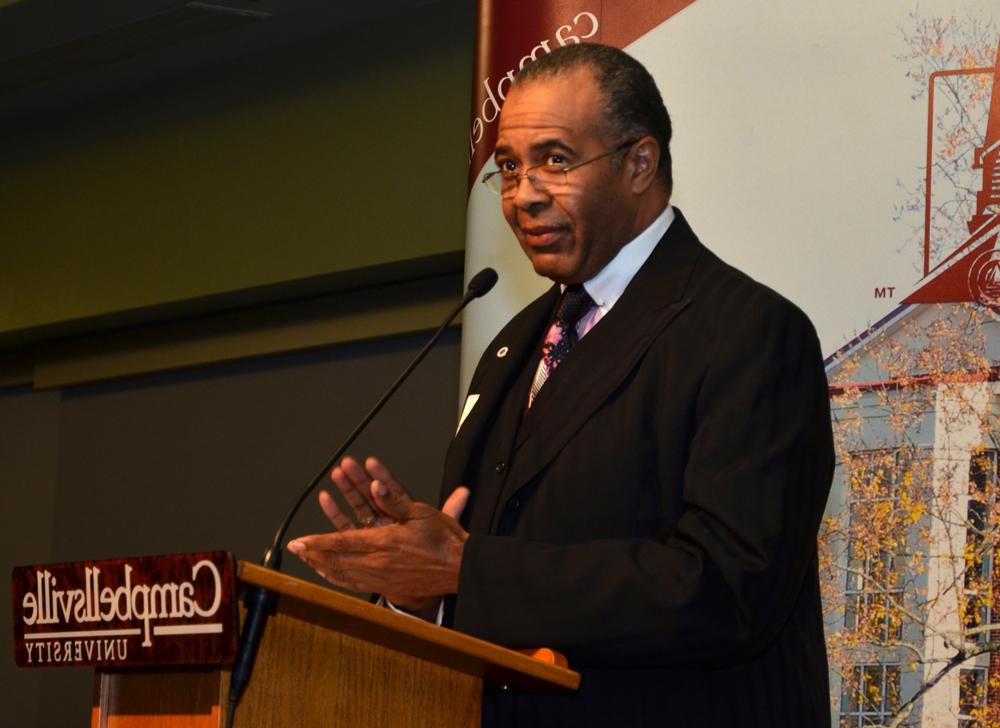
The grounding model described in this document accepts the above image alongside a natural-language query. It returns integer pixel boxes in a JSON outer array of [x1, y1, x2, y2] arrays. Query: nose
[[510, 173, 550, 210]]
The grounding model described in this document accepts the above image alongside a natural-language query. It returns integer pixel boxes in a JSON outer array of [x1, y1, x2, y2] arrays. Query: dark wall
[[0, 329, 461, 726], [0, 0, 475, 348]]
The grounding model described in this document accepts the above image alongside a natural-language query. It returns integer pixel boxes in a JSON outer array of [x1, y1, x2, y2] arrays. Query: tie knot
[[555, 284, 594, 328]]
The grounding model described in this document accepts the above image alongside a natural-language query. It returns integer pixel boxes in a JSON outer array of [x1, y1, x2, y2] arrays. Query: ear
[[627, 136, 661, 194]]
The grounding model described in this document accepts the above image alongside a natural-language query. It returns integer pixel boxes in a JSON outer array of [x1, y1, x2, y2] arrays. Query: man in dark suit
[[289, 43, 834, 726]]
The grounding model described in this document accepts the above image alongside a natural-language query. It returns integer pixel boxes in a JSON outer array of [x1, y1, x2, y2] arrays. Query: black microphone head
[[467, 267, 499, 298]]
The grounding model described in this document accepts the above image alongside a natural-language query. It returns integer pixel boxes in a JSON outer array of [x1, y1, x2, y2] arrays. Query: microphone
[[467, 266, 498, 299], [226, 268, 498, 726]]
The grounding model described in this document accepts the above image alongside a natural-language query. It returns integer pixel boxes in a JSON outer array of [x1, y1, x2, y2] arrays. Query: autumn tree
[[823, 303, 1000, 727]]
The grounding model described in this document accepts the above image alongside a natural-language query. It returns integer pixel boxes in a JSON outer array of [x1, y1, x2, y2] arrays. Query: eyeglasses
[[482, 139, 639, 197]]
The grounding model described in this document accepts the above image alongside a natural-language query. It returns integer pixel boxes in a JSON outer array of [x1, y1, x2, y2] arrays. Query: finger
[[298, 555, 379, 594], [332, 457, 380, 525], [294, 552, 332, 582], [340, 456, 373, 491], [288, 533, 398, 594], [370, 477, 418, 521], [331, 472, 377, 526], [365, 457, 414, 501], [441, 486, 471, 521], [293, 552, 350, 589], [318, 489, 355, 531], [289, 530, 380, 555], [337, 459, 395, 526]]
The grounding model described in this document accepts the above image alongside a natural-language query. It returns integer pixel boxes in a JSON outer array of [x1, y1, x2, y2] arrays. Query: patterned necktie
[[529, 284, 595, 407]]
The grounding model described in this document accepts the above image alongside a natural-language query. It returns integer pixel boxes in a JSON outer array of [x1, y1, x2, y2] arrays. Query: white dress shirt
[[576, 203, 674, 336]]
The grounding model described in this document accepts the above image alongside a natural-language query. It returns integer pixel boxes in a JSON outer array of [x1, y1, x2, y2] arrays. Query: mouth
[[520, 225, 567, 248]]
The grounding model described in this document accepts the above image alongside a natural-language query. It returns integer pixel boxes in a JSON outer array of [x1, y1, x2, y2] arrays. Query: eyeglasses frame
[[481, 138, 641, 196]]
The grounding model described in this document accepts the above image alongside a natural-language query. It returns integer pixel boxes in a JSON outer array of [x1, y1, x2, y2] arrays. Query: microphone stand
[[226, 268, 498, 726]]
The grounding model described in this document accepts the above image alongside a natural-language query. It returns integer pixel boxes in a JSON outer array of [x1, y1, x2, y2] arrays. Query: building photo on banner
[[463, 1, 1000, 725]]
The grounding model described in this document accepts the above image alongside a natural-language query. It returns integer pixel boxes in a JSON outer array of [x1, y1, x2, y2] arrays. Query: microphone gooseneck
[[226, 268, 498, 726]]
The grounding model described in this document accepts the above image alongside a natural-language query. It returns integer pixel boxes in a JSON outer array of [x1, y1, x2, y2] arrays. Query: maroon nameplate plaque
[[10, 551, 237, 668]]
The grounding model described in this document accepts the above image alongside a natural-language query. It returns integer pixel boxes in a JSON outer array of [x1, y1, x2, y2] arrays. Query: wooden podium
[[90, 561, 580, 728]]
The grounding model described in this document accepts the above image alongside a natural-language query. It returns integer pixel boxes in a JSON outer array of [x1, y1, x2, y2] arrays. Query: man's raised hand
[[289, 456, 470, 615]]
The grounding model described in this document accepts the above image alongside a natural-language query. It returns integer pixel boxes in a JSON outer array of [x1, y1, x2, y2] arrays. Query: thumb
[[442, 486, 471, 521], [370, 477, 416, 520]]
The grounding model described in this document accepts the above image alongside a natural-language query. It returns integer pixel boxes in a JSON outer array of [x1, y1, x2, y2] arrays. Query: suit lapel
[[502, 211, 705, 503], [440, 285, 559, 493]]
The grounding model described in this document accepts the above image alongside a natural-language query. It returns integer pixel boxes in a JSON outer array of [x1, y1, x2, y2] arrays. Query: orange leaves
[[824, 300, 1000, 718]]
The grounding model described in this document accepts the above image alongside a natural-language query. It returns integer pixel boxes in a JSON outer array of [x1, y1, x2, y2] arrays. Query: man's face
[[494, 69, 640, 284]]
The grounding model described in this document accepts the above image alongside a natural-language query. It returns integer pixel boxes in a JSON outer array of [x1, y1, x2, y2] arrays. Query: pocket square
[[457, 394, 480, 434]]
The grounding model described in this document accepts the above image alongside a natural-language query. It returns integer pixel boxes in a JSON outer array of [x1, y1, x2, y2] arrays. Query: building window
[[959, 667, 988, 728], [964, 450, 996, 647], [840, 663, 901, 727], [844, 449, 906, 642]]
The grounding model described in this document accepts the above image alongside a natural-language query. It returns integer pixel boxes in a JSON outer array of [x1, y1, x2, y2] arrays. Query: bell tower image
[[969, 40, 1000, 235], [904, 35, 1000, 306]]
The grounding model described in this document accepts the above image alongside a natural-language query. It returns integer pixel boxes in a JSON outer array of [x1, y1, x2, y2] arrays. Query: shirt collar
[[576, 204, 674, 312]]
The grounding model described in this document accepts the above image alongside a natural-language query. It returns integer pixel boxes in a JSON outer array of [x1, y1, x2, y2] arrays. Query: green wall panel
[[0, 1, 473, 346]]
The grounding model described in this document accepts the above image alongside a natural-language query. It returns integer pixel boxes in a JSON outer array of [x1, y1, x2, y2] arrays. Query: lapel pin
[[497, 346, 509, 358]]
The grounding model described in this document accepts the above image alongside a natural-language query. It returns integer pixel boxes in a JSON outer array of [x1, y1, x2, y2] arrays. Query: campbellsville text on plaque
[[10, 551, 237, 668]]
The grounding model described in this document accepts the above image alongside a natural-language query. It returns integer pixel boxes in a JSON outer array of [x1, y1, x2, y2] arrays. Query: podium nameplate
[[10, 551, 237, 668]]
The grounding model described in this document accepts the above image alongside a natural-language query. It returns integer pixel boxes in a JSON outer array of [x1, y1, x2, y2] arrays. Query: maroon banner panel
[[467, 0, 696, 191], [11, 551, 237, 669]]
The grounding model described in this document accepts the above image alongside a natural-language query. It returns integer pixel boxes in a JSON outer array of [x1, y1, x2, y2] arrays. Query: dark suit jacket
[[440, 210, 834, 727]]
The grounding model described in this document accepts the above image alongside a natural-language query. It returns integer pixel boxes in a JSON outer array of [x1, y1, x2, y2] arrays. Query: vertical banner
[[463, 1, 1000, 724], [461, 1, 695, 393]]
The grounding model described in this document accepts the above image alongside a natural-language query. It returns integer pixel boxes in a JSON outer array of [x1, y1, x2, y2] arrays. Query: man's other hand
[[288, 456, 470, 615]]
